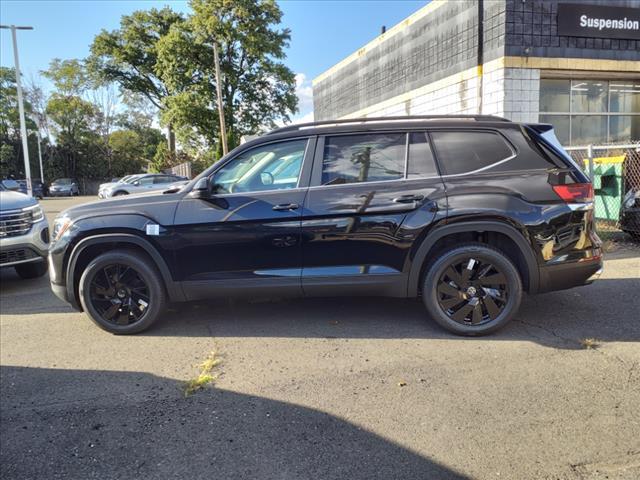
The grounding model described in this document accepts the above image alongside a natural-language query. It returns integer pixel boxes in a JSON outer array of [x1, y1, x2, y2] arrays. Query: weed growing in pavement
[[580, 338, 601, 350], [184, 351, 221, 396]]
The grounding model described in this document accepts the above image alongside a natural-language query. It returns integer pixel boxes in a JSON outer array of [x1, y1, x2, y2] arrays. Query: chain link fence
[[565, 142, 640, 239]]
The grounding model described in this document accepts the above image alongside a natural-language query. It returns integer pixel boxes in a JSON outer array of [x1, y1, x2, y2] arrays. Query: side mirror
[[190, 177, 212, 199], [260, 172, 274, 186], [133, 181, 140, 186]]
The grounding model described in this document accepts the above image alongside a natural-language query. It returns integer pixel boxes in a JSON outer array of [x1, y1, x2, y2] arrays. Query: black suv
[[49, 116, 602, 335]]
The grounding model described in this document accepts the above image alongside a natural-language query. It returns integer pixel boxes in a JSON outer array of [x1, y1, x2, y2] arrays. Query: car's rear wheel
[[422, 243, 522, 336], [15, 260, 48, 279], [78, 250, 166, 334]]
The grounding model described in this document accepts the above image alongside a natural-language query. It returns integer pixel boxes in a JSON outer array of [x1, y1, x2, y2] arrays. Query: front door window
[[212, 139, 308, 194]]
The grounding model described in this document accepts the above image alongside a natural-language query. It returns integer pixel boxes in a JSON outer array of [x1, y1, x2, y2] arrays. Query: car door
[[301, 130, 447, 297], [132, 175, 155, 194], [172, 137, 314, 300]]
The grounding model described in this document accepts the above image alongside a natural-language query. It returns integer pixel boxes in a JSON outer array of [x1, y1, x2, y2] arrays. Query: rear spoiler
[[525, 123, 554, 135]]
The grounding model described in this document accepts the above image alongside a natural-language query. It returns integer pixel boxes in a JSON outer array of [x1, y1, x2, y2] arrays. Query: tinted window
[[138, 176, 154, 186], [431, 131, 513, 175], [153, 175, 174, 184], [407, 132, 438, 178], [322, 133, 405, 185], [212, 139, 307, 194]]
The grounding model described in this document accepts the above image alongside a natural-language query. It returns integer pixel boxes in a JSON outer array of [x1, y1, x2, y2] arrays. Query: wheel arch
[[66, 233, 185, 310], [407, 220, 539, 296]]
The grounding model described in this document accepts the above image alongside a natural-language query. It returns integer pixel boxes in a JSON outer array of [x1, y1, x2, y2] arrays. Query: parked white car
[[100, 174, 188, 198]]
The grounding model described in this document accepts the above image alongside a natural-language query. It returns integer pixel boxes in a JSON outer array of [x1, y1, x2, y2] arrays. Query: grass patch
[[184, 351, 221, 397], [580, 338, 601, 350]]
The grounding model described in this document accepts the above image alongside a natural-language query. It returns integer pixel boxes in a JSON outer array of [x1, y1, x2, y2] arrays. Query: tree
[[0, 67, 39, 178], [156, 0, 298, 157], [87, 7, 185, 152]]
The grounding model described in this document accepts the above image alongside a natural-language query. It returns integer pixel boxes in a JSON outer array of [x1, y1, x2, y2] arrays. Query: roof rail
[[267, 115, 511, 136]]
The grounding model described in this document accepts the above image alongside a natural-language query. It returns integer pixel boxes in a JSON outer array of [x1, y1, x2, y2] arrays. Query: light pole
[[0, 24, 34, 196], [213, 40, 228, 156]]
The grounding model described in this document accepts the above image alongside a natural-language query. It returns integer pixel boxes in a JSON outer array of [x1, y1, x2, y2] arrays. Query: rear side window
[[431, 131, 514, 175], [408, 132, 438, 178], [321, 133, 405, 185]]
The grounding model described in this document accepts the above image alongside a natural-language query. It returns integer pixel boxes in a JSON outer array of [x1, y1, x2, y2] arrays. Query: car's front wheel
[[15, 260, 48, 279], [78, 250, 166, 334], [422, 243, 522, 336], [113, 191, 128, 196]]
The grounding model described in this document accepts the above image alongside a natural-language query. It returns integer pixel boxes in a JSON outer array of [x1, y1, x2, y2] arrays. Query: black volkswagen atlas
[[49, 116, 602, 335]]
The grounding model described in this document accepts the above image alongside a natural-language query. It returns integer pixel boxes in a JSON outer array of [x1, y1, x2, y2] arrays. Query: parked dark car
[[620, 188, 640, 239], [49, 178, 79, 197], [15, 179, 46, 199], [48, 116, 602, 335]]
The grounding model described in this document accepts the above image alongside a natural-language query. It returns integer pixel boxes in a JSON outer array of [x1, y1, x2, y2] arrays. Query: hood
[[0, 190, 38, 211], [50, 183, 72, 189], [60, 190, 184, 222], [99, 182, 118, 190]]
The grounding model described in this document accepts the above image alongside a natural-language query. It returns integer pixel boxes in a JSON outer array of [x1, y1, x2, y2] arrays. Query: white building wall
[[340, 65, 542, 124]]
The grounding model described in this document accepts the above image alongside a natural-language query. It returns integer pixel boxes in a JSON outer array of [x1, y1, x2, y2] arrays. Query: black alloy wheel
[[89, 263, 151, 326], [422, 243, 522, 336], [79, 250, 166, 334], [436, 258, 508, 326]]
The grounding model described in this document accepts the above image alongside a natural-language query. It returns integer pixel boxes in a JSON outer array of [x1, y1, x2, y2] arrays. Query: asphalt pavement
[[1, 196, 639, 479]]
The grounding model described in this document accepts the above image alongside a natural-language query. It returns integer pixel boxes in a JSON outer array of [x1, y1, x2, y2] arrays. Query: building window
[[539, 79, 640, 146]]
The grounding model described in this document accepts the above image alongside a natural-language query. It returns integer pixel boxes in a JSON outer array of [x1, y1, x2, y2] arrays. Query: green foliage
[[42, 59, 89, 96], [89, 0, 297, 156], [3, 0, 298, 186], [88, 7, 185, 110], [0, 67, 40, 178], [156, 0, 297, 151]]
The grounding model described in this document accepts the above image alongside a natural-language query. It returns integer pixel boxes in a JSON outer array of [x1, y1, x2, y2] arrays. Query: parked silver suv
[[99, 174, 187, 198], [0, 180, 49, 278]]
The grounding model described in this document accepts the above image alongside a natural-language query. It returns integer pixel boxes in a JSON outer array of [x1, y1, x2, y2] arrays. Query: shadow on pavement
[[146, 278, 640, 349], [0, 365, 468, 480], [2, 264, 638, 349]]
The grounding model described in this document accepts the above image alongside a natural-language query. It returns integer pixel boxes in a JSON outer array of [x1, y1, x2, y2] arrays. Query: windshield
[[123, 175, 142, 184], [53, 178, 73, 185]]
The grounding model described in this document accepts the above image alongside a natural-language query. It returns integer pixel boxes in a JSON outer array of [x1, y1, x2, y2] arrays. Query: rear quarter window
[[430, 131, 514, 176]]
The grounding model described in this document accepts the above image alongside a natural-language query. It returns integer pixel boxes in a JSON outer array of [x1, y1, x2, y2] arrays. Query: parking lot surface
[[1, 196, 639, 479]]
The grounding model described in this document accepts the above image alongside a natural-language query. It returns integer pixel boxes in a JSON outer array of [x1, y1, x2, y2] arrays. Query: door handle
[[272, 203, 299, 211], [392, 194, 424, 204]]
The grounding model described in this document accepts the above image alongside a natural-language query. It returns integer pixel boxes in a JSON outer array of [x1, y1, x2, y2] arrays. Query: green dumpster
[[591, 157, 624, 222]]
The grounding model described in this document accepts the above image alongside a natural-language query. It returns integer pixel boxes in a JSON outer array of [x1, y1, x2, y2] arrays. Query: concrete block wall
[[345, 64, 542, 124], [483, 67, 541, 122]]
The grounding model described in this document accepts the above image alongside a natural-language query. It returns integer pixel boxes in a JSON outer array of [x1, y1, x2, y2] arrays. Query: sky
[[0, 0, 426, 122]]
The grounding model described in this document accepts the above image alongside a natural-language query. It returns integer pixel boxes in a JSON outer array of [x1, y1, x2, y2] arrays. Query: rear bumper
[[537, 256, 603, 293]]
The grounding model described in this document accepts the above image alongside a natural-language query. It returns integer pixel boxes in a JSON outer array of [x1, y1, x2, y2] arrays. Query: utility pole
[[213, 40, 228, 156], [1, 25, 34, 196], [36, 129, 44, 182]]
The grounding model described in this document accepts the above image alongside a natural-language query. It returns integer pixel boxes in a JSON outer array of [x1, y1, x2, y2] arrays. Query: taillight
[[552, 183, 594, 203]]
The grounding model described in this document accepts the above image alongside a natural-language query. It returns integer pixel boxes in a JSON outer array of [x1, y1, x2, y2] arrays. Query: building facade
[[312, 0, 640, 146]]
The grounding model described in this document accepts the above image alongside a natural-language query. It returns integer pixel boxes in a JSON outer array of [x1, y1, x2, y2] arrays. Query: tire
[[113, 191, 129, 196], [78, 250, 166, 334], [422, 243, 522, 336], [15, 260, 48, 279]]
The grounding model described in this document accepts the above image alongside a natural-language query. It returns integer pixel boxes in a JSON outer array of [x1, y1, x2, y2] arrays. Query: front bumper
[[0, 217, 49, 267], [49, 189, 72, 197]]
